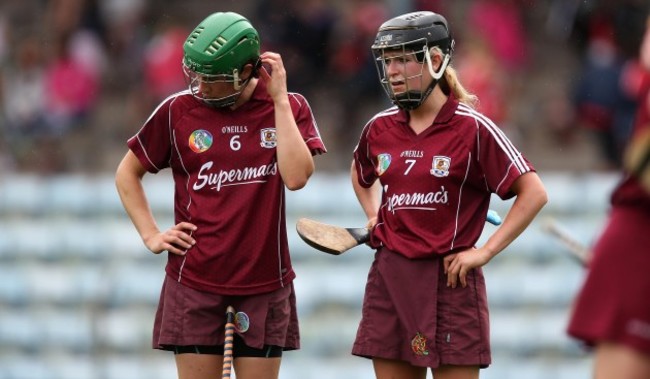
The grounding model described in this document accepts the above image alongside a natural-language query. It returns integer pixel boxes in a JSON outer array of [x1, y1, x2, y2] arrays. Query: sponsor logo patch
[[376, 153, 392, 176], [189, 129, 213, 153]]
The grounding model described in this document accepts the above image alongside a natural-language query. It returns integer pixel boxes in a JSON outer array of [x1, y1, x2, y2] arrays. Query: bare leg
[[175, 354, 282, 379], [234, 357, 282, 379], [433, 365, 480, 379], [372, 357, 427, 379], [175, 354, 222, 379], [594, 342, 650, 379]]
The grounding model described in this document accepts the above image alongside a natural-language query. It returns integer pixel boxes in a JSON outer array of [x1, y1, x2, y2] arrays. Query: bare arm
[[259, 51, 314, 190], [115, 150, 196, 255], [445, 172, 548, 287], [351, 161, 382, 227]]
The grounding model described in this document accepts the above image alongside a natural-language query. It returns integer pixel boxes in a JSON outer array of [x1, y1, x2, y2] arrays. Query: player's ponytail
[[430, 46, 478, 109], [442, 65, 478, 108]]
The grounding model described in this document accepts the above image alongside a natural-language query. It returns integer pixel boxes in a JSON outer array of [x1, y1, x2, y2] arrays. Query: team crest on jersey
[[189, 129, 213, 153], [430, 156, 451, 177], [376, 153, 391, 176], [260, 128, 277, 148]]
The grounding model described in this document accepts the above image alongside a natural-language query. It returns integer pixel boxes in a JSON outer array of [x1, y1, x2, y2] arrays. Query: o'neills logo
[[387, 186, 449, 212], [193, 161, 277, 191]]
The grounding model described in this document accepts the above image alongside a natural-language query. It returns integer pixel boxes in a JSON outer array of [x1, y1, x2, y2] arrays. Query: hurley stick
[[222, 306, 236, 379], [297, 209, 503, 255], [541, 218, 590, 266]]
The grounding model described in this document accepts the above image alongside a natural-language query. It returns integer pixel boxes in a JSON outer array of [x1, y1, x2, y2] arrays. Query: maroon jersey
[[353, 94, 534, 259], [128, 79, 326, 295]]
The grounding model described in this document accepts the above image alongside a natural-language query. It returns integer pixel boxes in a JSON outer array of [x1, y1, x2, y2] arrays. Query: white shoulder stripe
[[288, 92, 302, 109], [354, 106, 400, 186], [360, 106, 400, 140], [455, 105, 530, 174], [372, 106, 400, 121], [303, 95, 325, 142], [142, 89, 191, 126], [134, 135, 160, 172]]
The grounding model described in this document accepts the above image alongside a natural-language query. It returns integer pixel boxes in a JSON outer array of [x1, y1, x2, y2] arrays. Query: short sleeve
[[291, 93, 327, 156], [353, 123, 377, 188], [126, 100, 174, 173], [477, 121, 534, 199]]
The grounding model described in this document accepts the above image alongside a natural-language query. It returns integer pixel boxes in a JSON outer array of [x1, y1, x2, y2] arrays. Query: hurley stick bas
[[540, 218, 590, 266], [222, 306, 236, 379], [297, 209, 503, 255]]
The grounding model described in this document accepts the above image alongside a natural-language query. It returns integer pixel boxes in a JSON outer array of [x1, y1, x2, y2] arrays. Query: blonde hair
[[442, 66, 478, 108], [430, 47, 478, 108]]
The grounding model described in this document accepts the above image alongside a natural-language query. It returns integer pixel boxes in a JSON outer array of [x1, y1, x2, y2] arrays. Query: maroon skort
[[152, 275, 300, 351], [352, 247, 491, 368], [567, 206, 650, 355]]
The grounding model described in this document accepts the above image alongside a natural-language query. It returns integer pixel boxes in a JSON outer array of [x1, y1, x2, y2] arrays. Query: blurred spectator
[[468, 0, 529, 73], [329, 0, 388, 93], [142, 20, 188, 103], [43, 31, 100, 134], [0, 32, 49, 170], [252, 0, 294, 56], [459, 0, 531, 142], [454, 34, 509, 126], [119, 18, 189, 133], [328, 0, 389, 153], [99, 0, 149, 91], [570, 1, 649, 169], [0, 14, 8, 64], [253, 0, 337, 95], [0, 33, 46, 134], [5, 0, 649, 174]]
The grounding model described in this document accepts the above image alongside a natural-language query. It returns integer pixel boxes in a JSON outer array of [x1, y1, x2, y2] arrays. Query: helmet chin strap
[[204, 69, 253, 108], [233, 69, 243, 91], [426, 47, 450, 80]]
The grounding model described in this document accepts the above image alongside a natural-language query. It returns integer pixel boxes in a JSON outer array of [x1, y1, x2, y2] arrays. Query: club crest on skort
[[189, 129, 213, 153], [411, 332, 429, 356]]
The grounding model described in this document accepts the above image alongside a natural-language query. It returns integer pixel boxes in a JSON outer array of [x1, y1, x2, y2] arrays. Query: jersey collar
[[432, 91, 459, 125], [397, 91, 459, 126]]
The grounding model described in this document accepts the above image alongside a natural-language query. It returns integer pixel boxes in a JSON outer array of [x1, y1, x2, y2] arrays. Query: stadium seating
[[0, 171, 614, 379]]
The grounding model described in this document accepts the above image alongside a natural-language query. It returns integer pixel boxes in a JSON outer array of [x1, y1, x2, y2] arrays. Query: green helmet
[[183, 12, 260, 76], [182, 12, 261, 107]]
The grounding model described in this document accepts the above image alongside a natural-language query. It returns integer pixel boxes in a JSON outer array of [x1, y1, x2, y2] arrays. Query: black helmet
[[371, 11, 454, 110], [372, 11, 453, 55]]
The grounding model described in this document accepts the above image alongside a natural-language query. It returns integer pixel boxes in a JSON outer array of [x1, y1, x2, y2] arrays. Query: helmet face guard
[[182, 12, 261, 108], [373, 40, 451, 110], [182, 58, 256, 108], [371, 11, 454, 110]]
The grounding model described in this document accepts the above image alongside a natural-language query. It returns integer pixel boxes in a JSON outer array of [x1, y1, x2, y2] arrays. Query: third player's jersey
[[128, 80, 326, 295], [611, 72, 650, 210], [354, 93, 534, 259]]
